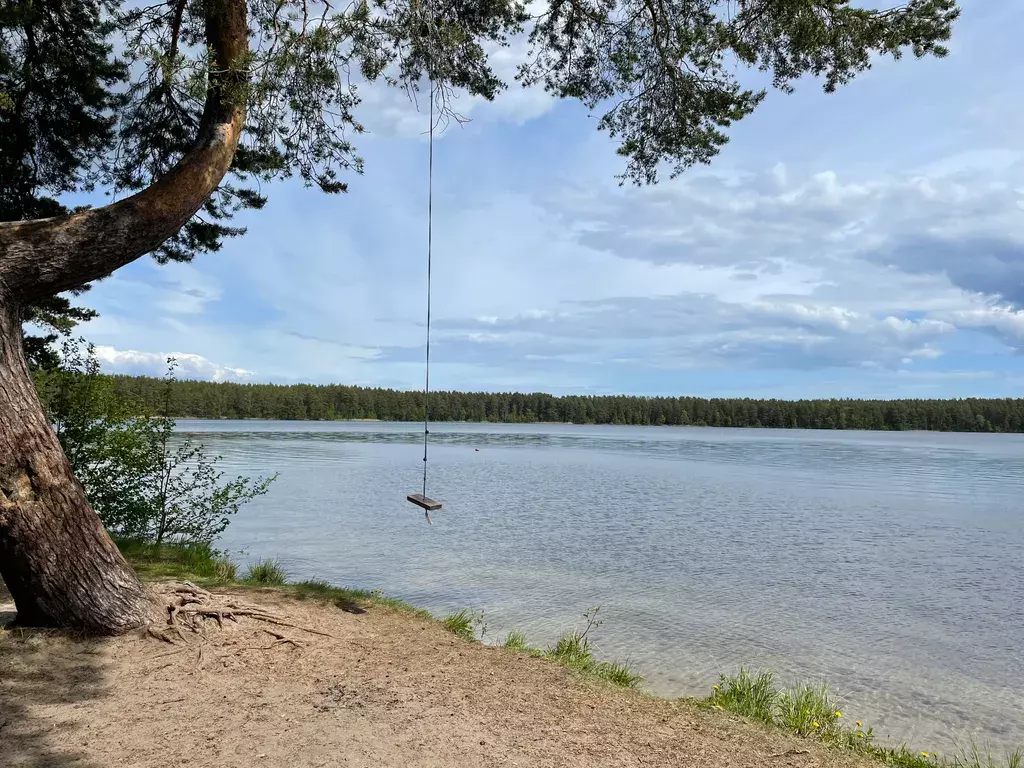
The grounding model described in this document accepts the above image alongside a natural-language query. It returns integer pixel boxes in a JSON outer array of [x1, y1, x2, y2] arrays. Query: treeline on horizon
[[89, 374, 1024, 433]]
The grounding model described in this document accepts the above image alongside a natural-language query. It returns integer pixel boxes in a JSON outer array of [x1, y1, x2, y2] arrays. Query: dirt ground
[[0, 583, 875, 768]]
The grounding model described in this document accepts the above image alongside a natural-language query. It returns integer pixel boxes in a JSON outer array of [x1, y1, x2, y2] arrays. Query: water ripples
[[178, 421, 1024, 753]]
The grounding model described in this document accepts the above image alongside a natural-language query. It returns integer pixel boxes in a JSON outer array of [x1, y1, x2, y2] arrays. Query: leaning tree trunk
[[0, 0, 248, 633], [0, 303, 150, 631]]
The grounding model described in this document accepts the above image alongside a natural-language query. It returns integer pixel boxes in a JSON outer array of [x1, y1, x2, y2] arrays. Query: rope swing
[[407, 77, 442, 523]]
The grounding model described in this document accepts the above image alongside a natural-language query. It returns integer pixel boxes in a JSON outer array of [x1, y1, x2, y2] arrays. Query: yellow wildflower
[[921, 753, 929, 758], [835, 711, 842, 718], [812, 722, 819, 729], [856, 721, 862, 727], [713, 685, 719, 690]]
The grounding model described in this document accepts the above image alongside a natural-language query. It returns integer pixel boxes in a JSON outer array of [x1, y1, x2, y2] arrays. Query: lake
[[176, 420, 1024, 754]]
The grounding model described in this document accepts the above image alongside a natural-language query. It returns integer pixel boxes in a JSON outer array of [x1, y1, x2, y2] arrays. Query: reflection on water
[[177, 420, 1024, 753]]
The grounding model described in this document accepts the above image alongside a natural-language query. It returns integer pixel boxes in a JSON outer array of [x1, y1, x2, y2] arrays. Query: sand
[[0, 583, 874, 768]]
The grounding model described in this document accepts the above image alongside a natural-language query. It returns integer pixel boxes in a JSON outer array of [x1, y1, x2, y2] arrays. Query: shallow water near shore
[[176, 419, 1024, 754]]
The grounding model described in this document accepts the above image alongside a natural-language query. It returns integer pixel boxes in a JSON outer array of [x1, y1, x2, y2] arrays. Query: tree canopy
[[3, 0, 960, 246]]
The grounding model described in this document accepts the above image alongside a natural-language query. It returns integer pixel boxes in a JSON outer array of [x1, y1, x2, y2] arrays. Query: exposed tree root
[[143, 582, 334, 648]]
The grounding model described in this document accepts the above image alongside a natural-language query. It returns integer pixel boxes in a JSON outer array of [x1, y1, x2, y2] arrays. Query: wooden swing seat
[[407, 493, 442, 511]]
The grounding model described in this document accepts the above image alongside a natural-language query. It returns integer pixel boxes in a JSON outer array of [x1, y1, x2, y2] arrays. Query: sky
[[68, 1, 1024, 399]]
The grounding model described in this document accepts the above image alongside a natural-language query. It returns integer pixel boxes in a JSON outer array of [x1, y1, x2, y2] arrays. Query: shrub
[[39, 340, 276, 544]]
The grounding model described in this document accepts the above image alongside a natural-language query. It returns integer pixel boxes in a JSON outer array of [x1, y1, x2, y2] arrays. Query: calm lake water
[[176, 420, 1024, 753]]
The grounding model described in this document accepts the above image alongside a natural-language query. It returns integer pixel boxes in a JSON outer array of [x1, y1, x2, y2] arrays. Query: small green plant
[[441, 609, 484, 642], [594, 660, 644, 689], [242, 559, 287, 586], [503, 630, 531, 651], [707, 668, 779, 725], [778, 682, 842, 737], [545, 607, 642, 689], [212, 555, 237, 582]]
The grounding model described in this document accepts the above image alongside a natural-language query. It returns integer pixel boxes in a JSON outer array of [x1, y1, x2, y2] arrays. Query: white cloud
[[354, 24, 554, 140], [93, 346, 255, 382]]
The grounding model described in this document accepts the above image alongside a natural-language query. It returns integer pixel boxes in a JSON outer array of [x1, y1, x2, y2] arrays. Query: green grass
[[707, 667, 778, 725], [702, 668, 1022, 768], [113, 537, 237, 584], [289, 579, 431, 619], [545, 628, 643, 689], [502, 629, 533, 652], [441, 609, 483, 642], [241, 558, 288, 586], [494, 615, 642, 690], [115, 538, 430, 617]]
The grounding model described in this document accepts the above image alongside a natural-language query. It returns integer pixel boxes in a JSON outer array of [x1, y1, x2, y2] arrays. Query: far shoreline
[[167, 416, 1022, 436]]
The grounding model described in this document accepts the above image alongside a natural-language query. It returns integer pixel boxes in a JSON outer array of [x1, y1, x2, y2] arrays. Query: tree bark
[[0, 303, 151, 632], [0, 0, 249, 633]]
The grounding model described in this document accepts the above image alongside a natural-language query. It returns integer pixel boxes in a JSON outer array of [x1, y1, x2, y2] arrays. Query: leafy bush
[[37, 340, 276, 544]]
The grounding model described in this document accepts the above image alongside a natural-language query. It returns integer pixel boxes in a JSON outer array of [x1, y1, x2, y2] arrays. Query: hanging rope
[[422, 79, 435, 499]]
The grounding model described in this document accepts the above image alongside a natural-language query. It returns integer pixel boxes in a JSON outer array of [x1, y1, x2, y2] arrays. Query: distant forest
[[92, 375, 1024, 433]]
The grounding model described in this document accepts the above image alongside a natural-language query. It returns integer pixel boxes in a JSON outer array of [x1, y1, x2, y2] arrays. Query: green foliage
[[707, 668, 779, 724], [502, 629, 532, 652], [114, 536, 237, 584], [707, 668, 855, 744], [441, 609, 485, 641], [37, 340, 276, 544], [0, 0, 123, 367], [90, 373, 1024, 433], [703, 669, 1022, 768], [777, 682, 844, 738], [290, 580, 432, 618], [3, 0, 960, 259], [543, 607, 643, 689], [523, 0, 958, 185], [594, 660, 645, 689], [242, 559, 288, 586], [0, 0, 125, 220]]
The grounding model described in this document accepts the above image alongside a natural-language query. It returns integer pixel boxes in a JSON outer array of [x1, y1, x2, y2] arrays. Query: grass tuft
[[441, 609, 482, 642], [242, 559, 287, 586], [541, 607, 643, 690], [503, 630, 531, 651], [594, 660, 644, 689], [545, 629, 642, 688], [778, 682, 842, 738], [708, 668, 778, 725], [702, 669, 1022, 768]]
